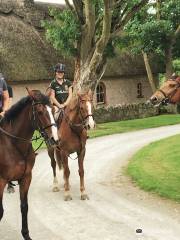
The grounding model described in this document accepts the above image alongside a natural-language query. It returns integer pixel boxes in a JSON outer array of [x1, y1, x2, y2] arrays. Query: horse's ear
[[88, 89, 92, 96], [77, 92, 82, 99], [45, 87, 51, 97], [26, 87, 34, 99]]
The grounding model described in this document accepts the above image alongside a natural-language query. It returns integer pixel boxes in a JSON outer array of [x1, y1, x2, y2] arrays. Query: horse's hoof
[[7, 186, 15, 194], [81, 194, 89, 200], [25, 237, 32, 240], [52, 186, 60, 192], [64, 194, 72, 201], [22, 233, 32, 240]]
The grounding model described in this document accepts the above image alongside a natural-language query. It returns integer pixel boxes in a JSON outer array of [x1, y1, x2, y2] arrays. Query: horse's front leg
[[48, 148, 60, 192], [19, 173, 32, 240], [0, 179, 7, 221], [62, 152, 72, 201], [78, 148, 89, 200]]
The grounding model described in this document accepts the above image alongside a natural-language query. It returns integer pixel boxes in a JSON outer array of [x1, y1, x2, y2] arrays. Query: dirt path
[[1, 125, 180, 240]]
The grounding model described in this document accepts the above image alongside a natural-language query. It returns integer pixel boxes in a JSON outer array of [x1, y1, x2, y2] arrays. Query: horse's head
[[27, 88, 59, 148], [149, 77, 180, 106], [77, 89, 95, 129]]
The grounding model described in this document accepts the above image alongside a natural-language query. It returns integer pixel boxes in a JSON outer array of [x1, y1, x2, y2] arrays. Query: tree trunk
[[142, 51, 157, 92], [165, 41, 174, 79], [156, 0, 161, 20], [73, 54, 107, 94], [72, 0, 112, 94], [70, 0, 148, 94], [73, 58, 81, 85]]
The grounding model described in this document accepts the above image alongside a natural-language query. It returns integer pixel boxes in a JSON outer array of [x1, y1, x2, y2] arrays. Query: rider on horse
[[0, 73, 9, 118], [49, 63, 73, 121]]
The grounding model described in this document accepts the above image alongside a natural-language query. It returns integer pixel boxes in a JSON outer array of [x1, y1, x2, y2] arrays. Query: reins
[[56, 96, 93, 161], [1, 94, 59, 191], [0, 126, 43, 143], [0, 117, 29, 141], [56, 145, 79, 161], [0, 100, 56, 145], [64, 112, 87, 129]]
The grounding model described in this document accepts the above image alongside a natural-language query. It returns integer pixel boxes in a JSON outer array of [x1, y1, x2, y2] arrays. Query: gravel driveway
[[1, 124, 180, 240]]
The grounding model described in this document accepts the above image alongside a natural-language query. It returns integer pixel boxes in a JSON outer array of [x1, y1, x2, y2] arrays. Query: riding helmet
[[54, 63, 65, 73]]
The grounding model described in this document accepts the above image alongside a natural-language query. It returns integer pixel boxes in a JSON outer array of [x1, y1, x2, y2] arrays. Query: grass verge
[[32, 114, 180, 150], [127, 134, 180, 202], [88, 114, 180, 138]]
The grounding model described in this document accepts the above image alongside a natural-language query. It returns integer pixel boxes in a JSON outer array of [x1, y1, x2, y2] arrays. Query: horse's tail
[[55, 149, 63, 170]]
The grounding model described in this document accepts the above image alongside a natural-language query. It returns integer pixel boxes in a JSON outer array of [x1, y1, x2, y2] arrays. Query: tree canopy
[[117, 0, 180, 78], [43, 0, 150, 92]]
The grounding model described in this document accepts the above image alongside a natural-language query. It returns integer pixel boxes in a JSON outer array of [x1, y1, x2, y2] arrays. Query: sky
[[35, 0, 154, 3], [35, 0, 154, 6], [34, 0, 155, 13], [34, 0, 72, 4]]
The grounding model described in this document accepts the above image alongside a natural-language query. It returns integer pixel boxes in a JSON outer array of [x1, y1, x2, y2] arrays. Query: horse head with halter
[[66, 89, 95, 130], [77, 89, 95, 129], [149, 76, 180, 106], [27, 88, 59, 147]]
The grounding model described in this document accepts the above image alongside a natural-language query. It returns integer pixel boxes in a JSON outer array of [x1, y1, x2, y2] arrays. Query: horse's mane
[[4, 96, 31, 122], [1, 92, 50, 123], [67, 92, 91, 111], [68, 95, 79, 111]]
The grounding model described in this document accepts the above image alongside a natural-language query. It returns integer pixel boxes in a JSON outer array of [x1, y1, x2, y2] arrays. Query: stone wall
[[94, 103, 179, 123], [94, 103, 159, 123]]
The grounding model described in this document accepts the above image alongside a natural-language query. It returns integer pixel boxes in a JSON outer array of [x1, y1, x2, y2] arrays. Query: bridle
[[156, 80, 180, 106], [78, 97, 94, 124], [0, 100, 56, 146], [31, 101, 57, 146], [57, 96, 94, 161], [65, 97, 94, 130]]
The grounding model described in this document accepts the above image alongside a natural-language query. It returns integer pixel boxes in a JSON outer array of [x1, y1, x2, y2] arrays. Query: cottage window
[[137, 82, 144, 98], [96, 82, 106, 104]]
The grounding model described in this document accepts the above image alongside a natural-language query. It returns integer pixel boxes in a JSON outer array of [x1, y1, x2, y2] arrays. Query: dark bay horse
[[0, 89, 58, 240], [48, 90, 95, 201], [149, 76, 180, 105]]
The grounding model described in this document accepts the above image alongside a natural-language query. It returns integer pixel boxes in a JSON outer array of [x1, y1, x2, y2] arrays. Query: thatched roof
[[105, 50, 163, 77], [0, 15, 57, 81]]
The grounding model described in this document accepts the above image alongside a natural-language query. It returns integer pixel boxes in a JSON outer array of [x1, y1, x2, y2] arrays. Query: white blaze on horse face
[[46, 106, 59, 141], [86, 101, 95, 129]]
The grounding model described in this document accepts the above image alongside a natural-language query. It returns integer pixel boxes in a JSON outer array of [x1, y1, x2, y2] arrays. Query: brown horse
[[0, 89, 58, 240], [149, 76, 180, 105], [48, 90, 95, 201]]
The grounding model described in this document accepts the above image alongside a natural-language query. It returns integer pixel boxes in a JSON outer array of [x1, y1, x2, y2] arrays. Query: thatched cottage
[[0, 0, 163, 107]]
